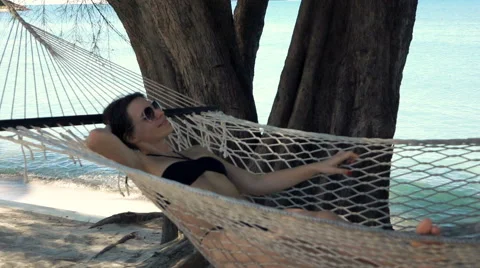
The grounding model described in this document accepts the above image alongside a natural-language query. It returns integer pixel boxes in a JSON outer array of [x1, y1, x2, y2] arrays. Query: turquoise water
[[1, 1, 478, 135], [254, 0, 480, 135], [0, 1, 478, 232]]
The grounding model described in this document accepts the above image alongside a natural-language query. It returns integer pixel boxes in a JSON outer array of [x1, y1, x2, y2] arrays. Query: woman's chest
[[146, 158, 242, 198]]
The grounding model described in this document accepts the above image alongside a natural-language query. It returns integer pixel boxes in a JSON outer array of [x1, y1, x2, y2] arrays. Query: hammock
[[1, 5, 479, 267]]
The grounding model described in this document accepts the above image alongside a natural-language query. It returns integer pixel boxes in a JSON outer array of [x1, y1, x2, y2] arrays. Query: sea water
[[0, 1, 478, 233]]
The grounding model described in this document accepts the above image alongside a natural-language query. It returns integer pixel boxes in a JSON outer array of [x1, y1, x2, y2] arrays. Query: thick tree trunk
[[108, 0, 268, 266], [269, 0, 418, 228], [108, 0, 258, 122]]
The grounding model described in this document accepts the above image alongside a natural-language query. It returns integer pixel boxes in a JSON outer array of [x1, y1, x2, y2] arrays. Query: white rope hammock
[[0, 6, 479, 267]]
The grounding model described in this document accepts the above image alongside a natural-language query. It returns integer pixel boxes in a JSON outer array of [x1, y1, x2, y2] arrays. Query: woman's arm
[[218, 151, 358, 196], [86, 128, 143, 170]]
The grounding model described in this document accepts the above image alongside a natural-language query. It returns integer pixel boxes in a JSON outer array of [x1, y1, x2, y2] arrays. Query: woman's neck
[[138, 141, 173, 155]]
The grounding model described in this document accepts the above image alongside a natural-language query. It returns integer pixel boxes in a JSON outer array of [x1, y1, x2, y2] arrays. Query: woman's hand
[[315, 151, 359, 176]]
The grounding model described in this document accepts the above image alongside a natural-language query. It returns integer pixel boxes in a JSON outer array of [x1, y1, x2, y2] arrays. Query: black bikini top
[[147, 152, 227, 185]]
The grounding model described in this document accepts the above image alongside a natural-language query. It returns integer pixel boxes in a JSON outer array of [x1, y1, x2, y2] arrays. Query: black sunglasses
[[141, 100, 162, 121]]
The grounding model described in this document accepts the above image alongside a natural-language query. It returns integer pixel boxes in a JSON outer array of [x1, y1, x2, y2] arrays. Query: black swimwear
[[147, 152, 227, 185], [148, 152, 271, 239]]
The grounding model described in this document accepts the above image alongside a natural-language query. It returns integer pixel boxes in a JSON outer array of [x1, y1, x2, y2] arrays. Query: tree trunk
[[233, 0, 269, 82], [108, 0, 268, 266], [269, 0, 418, 228], [108, 0, 259, 122]]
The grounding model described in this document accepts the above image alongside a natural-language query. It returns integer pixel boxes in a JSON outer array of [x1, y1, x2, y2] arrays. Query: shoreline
[[0, 198, 104, 223], [0, 174, 159, 218]]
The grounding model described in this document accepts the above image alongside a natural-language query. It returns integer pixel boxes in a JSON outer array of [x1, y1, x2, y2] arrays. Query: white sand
[[0, 204, 166, 267], [0, 176, 158, 221], [0, 176, 167, 267]]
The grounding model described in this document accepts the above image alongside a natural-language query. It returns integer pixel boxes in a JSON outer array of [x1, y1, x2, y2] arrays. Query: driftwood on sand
[[89, 211, 164, 229], [89, 211, 211, 267], [92, 232, 138, 259]]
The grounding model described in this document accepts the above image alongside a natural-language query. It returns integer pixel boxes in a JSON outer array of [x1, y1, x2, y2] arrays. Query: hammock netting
[[1, 7, 479, 267]]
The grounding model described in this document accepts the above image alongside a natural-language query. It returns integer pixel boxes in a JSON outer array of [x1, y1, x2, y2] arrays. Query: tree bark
[[269, 0, 418, 228], [234, 0, 269, 82], [108, 0, 258, 122], [107, 1, 269, 266], [107, 0, 178, 91]]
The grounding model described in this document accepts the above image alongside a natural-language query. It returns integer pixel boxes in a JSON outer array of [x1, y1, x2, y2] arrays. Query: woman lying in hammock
[[86, 92, 440, 237]]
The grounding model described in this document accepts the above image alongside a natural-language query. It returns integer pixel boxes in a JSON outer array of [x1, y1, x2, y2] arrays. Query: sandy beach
[[0, 175, 159, 220], [0, 176, 169, 267]]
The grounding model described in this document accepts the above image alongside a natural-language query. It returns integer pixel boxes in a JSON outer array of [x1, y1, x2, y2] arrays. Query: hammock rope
[[2, 126, 480, 267], [0, 8, 479, 267]]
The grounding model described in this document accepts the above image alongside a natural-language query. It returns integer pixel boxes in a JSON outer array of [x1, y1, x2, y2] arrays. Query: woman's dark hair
[[103, 92, 145, 149]]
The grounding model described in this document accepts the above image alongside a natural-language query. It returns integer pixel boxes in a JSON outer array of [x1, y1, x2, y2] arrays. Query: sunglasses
[[141, 100, 163, 121]]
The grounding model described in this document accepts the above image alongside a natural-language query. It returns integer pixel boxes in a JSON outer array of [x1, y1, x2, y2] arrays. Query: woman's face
[[126, 97, 173, 145]]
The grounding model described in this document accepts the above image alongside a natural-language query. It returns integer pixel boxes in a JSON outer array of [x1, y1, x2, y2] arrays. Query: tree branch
[[203, 0, 256, 101], [92, 232, 137, 259], [233, 0, 269, 82]]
